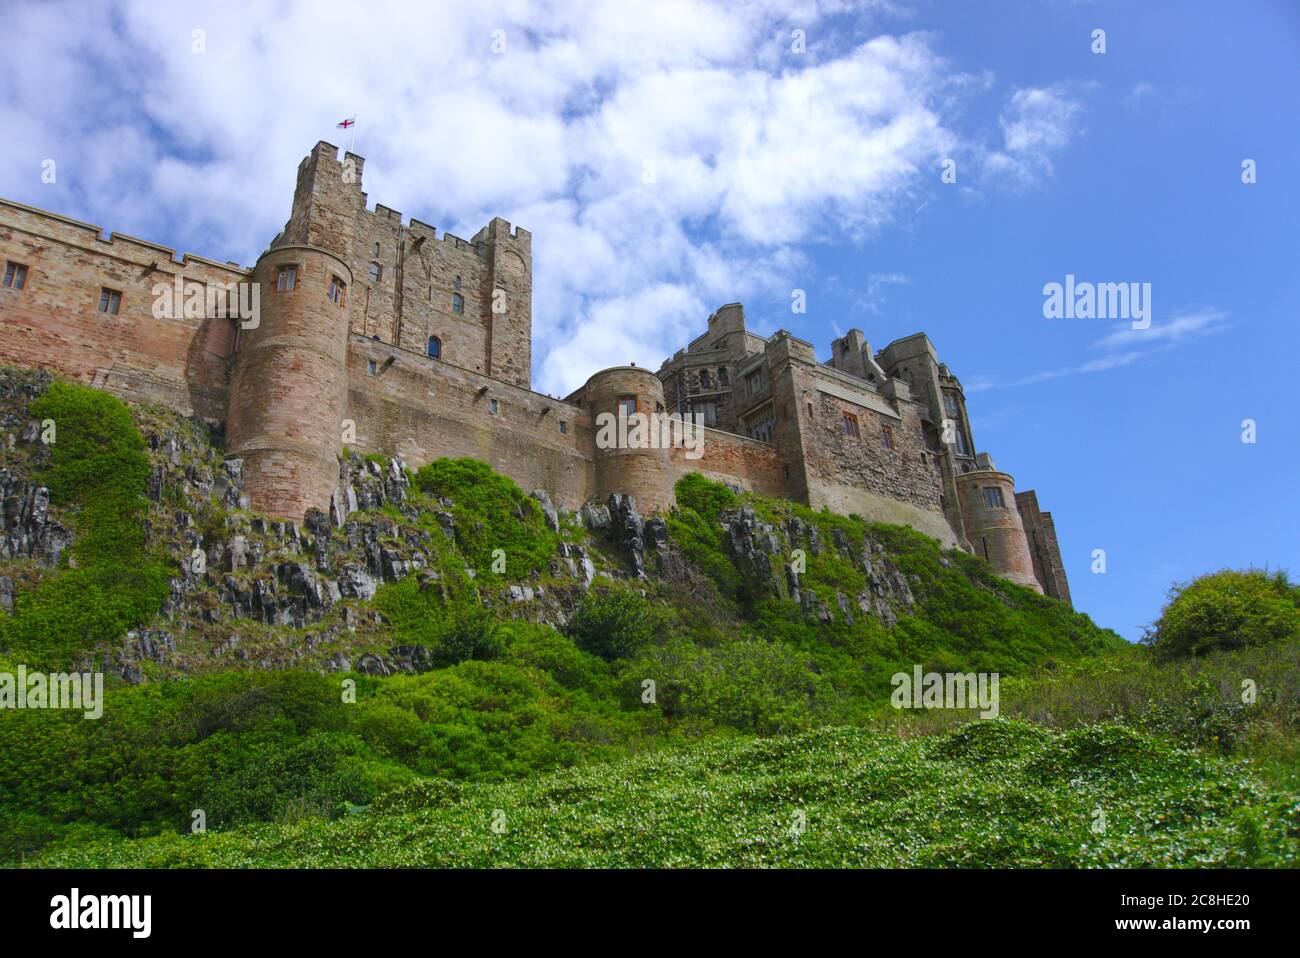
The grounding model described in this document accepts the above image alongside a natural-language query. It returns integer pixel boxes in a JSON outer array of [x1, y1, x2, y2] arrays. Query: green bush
[[1147, 568, 1300, 661], [412, 458, 558, 577], [0, 381, 168, 668], [565, 585, 659, 661]]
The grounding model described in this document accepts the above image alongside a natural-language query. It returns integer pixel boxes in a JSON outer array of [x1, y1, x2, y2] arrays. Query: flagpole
[[349, 114, 357, 154]]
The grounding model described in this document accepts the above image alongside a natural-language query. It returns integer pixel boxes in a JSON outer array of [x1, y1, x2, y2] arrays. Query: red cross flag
[[337, 117, 356, 129]]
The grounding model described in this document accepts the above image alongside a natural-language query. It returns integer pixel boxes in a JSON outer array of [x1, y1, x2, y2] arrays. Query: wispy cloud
[[981, 83, 1089, 188], [967, 308, 1232, 392], [1090, 308, 1232, 350]]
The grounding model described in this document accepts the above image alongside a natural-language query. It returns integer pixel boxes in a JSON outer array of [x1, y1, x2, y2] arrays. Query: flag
[[337, 117, 356, 129]]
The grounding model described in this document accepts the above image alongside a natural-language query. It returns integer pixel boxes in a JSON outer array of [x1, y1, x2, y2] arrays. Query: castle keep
[[0, 142, 1070, 604]]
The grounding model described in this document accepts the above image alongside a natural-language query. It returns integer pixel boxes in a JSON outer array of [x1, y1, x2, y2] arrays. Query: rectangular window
[[943, 392, 959, 418], [98, 287, 121, 314], [881, 425, 894, 450], [559, 420, 568, 435], [452, 293, 464, 314], [955, 428, 970, 456], [982, 487, 1006, 509], [842, 411, 860, 439], [328, 276, 346, 306], [367, 360, 378, 376], [747, 404, 776, 443], [693, 400, 718, 426], [745, 368, 765, 398], [489, 398, 499, 415], [368, 262, 382, 282], [3, 262, 28, 290], [453, 275, 462, 290], [276, 266, 296, 291], [617, 396, 636, 418]]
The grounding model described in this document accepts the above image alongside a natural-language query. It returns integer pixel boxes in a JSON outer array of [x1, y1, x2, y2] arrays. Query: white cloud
[[0, 0, 1047, 394], [967, 308, 1232, 392], [1090, 308, 1231, 351], [981, 83, 1088, 187]]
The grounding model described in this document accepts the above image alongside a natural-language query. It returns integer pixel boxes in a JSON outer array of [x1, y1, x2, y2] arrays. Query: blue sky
[[1, 0, 1296, 639]]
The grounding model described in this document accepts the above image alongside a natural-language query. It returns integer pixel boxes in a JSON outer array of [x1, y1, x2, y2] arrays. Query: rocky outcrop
[[0, 472, 72, 567], [719, 506, 915, 628]]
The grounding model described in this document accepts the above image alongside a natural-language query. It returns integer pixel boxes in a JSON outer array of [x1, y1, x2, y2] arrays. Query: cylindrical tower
[[585, 366, 675, 514], [226, 245, 352, 519], [954, 470, 1042, 593]]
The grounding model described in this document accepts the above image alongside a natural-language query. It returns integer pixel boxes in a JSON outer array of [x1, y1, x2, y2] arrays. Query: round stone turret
[[584, 366, 675, 515], [225, 245, 352, 519], [954, 470, 1042, 592]]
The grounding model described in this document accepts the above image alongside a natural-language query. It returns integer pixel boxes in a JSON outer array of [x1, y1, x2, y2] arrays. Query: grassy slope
[[39, 720, 1298, 868], [4, 375, 1297, 868]]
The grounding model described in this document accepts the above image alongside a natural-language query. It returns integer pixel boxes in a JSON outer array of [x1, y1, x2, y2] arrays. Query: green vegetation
[[35, 720, 1298, 868], [0, 381, 168, 669], [564, 584, 662, 661], [412, 458, 559, 577], [2, 386, 1296, 869], [1145, 568, 1300, 661]]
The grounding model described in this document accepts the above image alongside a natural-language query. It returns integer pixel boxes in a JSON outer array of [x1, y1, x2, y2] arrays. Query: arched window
[[699, 369, 712, 390], [881, 425, 894, 450], [717, 367, 729, 386], [427, 336, 441, 359]]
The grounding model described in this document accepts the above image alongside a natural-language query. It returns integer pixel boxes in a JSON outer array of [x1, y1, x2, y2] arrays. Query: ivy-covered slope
[[37, 720, 1299, 868], [0, 369, 1152, 865]]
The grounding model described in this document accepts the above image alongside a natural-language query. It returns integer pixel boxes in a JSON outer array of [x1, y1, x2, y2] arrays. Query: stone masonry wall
[[345, 336, 595, 511], [0, 200, 242, 422]]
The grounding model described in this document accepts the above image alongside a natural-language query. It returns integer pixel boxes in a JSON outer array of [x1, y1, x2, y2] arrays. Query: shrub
[[565, 585, 659, 661], [412, 458, 558, 577], [0, 381, 168, 667], [1147, 569, 1300, 661]]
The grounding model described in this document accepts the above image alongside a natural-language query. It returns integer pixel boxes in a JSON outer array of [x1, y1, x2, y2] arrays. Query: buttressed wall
[[0, 141, 1070, 603]]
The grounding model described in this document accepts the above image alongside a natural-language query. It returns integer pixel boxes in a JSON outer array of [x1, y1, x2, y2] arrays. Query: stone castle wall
[[0, 142, 1071, 605], [0, 199, 240, 421]]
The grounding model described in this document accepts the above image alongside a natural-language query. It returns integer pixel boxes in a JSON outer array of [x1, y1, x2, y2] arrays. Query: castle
[[0, 141, 1070, 604]]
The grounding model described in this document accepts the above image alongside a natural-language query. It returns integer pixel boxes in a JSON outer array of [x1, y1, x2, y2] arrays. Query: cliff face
[[0, 366, 1111, 687]]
